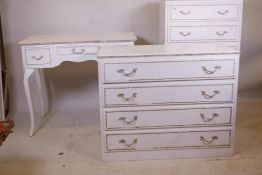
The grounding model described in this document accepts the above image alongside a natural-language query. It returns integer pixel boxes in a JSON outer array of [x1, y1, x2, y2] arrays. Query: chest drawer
[[168, 25, 237, 42], [56, 44, 99, 56], [103, 60, 235, 83], [104, 83, 234, 107], [169, 4, 239, 21], [106, 129, 231, 152], [25, 47, 51, 65], [104, 107, 232, 130]]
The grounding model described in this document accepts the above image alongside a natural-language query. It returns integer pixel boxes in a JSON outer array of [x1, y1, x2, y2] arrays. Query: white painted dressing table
[[19, 32, 137, 136]]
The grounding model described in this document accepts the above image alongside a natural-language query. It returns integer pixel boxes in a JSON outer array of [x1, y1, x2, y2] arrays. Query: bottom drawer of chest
[[105, 128, 232, 152]]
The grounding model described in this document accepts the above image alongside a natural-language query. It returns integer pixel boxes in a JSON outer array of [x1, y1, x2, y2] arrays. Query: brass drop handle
[[117, 68, 137, 77], [201, 90, 220, 99], [119, 116, 138, 125], [216, 31, 228, 36], [202, 66, 221, 74], [200, 136, 219, 145], [118, 93, 137, 102], [217, 10, 230, 15], [119, 139, 138, 149], [31, 55, 44, 60], [200, 113, 219, 122], [72, 48, 86, 54], [179, 32, 191, 37], [179, 10, 191, 15]]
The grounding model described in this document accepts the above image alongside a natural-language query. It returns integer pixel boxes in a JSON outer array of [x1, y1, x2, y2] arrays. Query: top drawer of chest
[[167, 2, 241, 21], [101, 58, 238, 84]]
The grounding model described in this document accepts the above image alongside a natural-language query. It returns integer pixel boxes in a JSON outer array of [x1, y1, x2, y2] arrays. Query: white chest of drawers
[[160, 0, 243, 50], [98, 44, 239, 161]]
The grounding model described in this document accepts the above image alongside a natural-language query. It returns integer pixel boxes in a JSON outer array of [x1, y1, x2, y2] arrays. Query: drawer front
[[106, 130, 231, 152], [169, 4, 239, 20], [105, 107, 232, 130], [104, 84, 234, 107], [25, 48, 51, 65], [103, 60, 235, 83], [168, 25, 237, 42], [57, 45, 99, 56]]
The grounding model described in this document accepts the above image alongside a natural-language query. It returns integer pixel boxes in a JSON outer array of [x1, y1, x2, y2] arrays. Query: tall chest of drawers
[[98, 44, 239, 161], [160, 0, 243, 50]]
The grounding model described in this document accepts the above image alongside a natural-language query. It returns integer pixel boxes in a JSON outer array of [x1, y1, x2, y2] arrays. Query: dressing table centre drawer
[[56, 45, 99, 56], [103, 59, 235, 83]]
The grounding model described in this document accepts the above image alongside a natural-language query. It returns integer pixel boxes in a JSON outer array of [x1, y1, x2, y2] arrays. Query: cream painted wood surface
[[98, 44, 239, 161], [19, 32, 137, 137], [160, 0, 243, 50]]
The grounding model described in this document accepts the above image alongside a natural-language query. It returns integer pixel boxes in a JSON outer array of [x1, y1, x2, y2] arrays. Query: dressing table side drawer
[[24, 47, 52, 65]]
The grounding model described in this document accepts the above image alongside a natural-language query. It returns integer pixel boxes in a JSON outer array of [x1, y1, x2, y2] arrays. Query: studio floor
[[0, 93, 262, 175]]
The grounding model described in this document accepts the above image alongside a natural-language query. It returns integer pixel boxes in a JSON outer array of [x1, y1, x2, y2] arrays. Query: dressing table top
[[18, 32, 137, 45]]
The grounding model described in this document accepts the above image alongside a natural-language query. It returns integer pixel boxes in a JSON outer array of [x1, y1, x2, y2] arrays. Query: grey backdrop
[[0, 0, 261, 116]]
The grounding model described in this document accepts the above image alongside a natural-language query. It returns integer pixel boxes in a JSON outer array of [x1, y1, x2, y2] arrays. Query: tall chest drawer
[[168, 4, 240, 21], [103, 59, 236, 83], [168, 25, 238, 42]]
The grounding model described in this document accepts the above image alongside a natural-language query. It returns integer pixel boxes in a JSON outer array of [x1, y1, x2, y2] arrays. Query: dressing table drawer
[[104, 107, 232, 130], [105, 129, 232, 152], [103, 59, 235, 83], [103, 83, 234, 107], [25, 47, 51, 65], [168, 25, 238, 42], [169, 4, 239, 21], [57, 45, 99, 56]]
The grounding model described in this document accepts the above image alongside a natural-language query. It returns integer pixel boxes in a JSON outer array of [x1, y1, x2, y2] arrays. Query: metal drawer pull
[[202, 66, 221, 74], [118, 93, 137, 102], [179, 32, 191, 37], [72, 48, 85, 54], [31, 55, 44, 60], [119, 139, 138, 149], [200, 136, 218, 145], [200, 113, 219, 122], [201, 90, 220, 99], [216, 31, 228, 36], [119, 116, 138, 125], [217, 10, 230, 15], [117, 68, 137, 77], [179, 10, 191, 15]]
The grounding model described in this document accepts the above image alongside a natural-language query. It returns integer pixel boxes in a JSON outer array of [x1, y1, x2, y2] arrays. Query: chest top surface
[[98, 43, 239, 59], [18, 32, 137, 45]]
